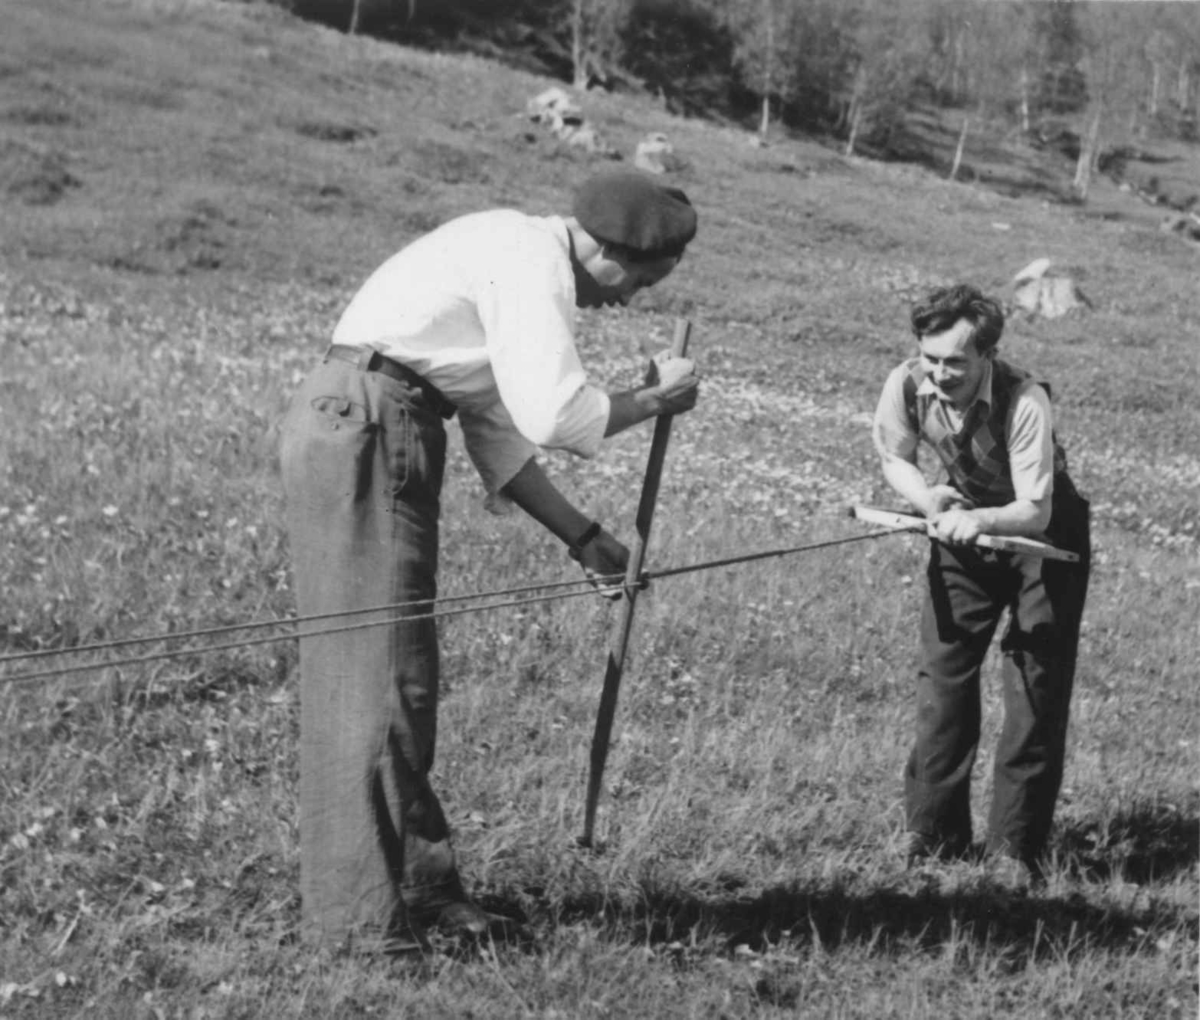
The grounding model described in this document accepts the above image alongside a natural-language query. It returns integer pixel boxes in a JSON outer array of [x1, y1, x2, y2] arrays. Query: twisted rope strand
[[0, 573, 608, 666], [0, 583, 624, 686], [648, 530, 895, 581], [0, 528, 905, 686]]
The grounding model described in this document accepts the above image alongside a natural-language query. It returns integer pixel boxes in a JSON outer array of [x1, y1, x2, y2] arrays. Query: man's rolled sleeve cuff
[[509, 380, 610, 457], [873, 366, 919, 461], [556, 388, 609, 459], [478, 391, 609, 513], [1013, 474, 1053, 505], [872, 418, 918, 462]]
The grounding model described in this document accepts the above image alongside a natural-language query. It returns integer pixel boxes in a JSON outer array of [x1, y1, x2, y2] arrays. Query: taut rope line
[[0, 574, 611, 667], [0, 583, 624, 686], [649, 530, 896, 581], [0, 529, 900, 687]]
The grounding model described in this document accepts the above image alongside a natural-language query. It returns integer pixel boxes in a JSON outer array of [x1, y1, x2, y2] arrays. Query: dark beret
[[572, 170, 697, 260]]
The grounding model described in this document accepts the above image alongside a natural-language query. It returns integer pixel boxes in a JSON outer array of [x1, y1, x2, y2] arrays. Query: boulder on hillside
[[525, 87, 618, 158], [561, 123, 618, 157], [633, 132, 685, 174], [1161, 212, 1200, 245], [1007, 258, 1092, 320], [526, 87, 583, 132]]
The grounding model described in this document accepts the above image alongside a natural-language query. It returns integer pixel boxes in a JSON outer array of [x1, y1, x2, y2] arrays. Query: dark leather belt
[[324, 344, 457, 419]]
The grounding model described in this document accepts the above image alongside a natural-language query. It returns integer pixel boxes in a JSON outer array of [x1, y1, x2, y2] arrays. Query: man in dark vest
[[871, 283, 1091, 885]]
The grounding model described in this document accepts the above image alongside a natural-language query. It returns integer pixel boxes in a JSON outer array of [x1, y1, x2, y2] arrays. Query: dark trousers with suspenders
[[906, 475, 1091, 863]]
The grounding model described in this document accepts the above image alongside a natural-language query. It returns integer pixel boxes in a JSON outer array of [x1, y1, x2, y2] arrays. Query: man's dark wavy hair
[[910, 284, 1005, 354]]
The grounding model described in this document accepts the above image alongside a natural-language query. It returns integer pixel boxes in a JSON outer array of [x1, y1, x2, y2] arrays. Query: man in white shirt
[[872, 284, 1090, 887], [280, 170, 701, 946]]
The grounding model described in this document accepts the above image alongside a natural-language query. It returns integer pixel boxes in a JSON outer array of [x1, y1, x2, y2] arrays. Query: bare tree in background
[[715, 0, 799, 141], [1073, 4, 1156, 201], [349, 0, 415, 36], [568, 0, 631, 89], [1165, 5, 1200, 124], [330, 0, 1197, 163], [944, 0, 1041, 181], [758, 0, 776, 139], [840, 0, 926, 157]]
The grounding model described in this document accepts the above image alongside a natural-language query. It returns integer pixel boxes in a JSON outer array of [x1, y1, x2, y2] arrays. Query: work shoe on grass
[[406, 896, 525, 943], [904, 831, 970, 867], [985, 854, 1044, 893]]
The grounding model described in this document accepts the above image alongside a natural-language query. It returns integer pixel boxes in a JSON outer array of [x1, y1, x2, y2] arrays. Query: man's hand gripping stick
[[850, 505, 1080, 562]]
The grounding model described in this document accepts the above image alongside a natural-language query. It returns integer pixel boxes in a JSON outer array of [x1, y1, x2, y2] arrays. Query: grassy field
[[1, 1, 1197, 1017]]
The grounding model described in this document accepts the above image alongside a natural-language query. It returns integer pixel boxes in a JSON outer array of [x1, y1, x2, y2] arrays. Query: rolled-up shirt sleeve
[[1007, 382, 1055, 503], [872, 364, 920, 463], [474, 238, 610, 457]]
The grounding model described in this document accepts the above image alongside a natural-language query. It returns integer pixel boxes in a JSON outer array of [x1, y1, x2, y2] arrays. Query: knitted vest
[[901, 357, 1068, 507]]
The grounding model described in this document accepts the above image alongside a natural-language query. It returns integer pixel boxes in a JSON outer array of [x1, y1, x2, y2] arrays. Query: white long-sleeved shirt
[[331, 210, 611, 508]]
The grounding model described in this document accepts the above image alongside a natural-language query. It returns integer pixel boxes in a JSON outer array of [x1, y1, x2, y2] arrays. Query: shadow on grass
[[1057, 800, 1200, 886], [488, 802, 1198, 960], [534, 871, 1195, 962]]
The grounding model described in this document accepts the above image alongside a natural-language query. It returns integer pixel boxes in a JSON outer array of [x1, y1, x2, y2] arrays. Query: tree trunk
[[949, 116, 969, 180], [952, 26, 965, 103], [759, 0, 774, 140], [1072, 105, 1103, 202], [844, 68, 865, 157], [845, 101, 861, 157], [571, 0, 587, 89], [348, 0, 363, 34], [1019, 66, 1030, 134], [1149, 61, 1160, 118]]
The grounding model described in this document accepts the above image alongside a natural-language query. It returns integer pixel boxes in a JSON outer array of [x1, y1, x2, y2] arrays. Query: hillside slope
[[0, 0, 1196, 542], [4, 0, 1196, 324], [4, 0, 1198, 544]]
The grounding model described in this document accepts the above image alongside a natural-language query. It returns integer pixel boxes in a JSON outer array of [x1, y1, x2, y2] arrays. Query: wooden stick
[[579, 317, 692, 848], [850, 505, 1080, 562]]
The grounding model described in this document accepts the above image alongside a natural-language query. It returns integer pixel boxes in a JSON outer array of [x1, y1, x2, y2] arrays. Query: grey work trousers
[[905, 478, 1091, 863], [280, 350, 462, 939]]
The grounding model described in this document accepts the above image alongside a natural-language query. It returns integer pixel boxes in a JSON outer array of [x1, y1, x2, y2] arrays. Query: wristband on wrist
[[568, 521, 602, 562]]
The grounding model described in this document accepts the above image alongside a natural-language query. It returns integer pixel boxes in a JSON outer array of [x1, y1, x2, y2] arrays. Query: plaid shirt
[[901, 358, 1068, 507]]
